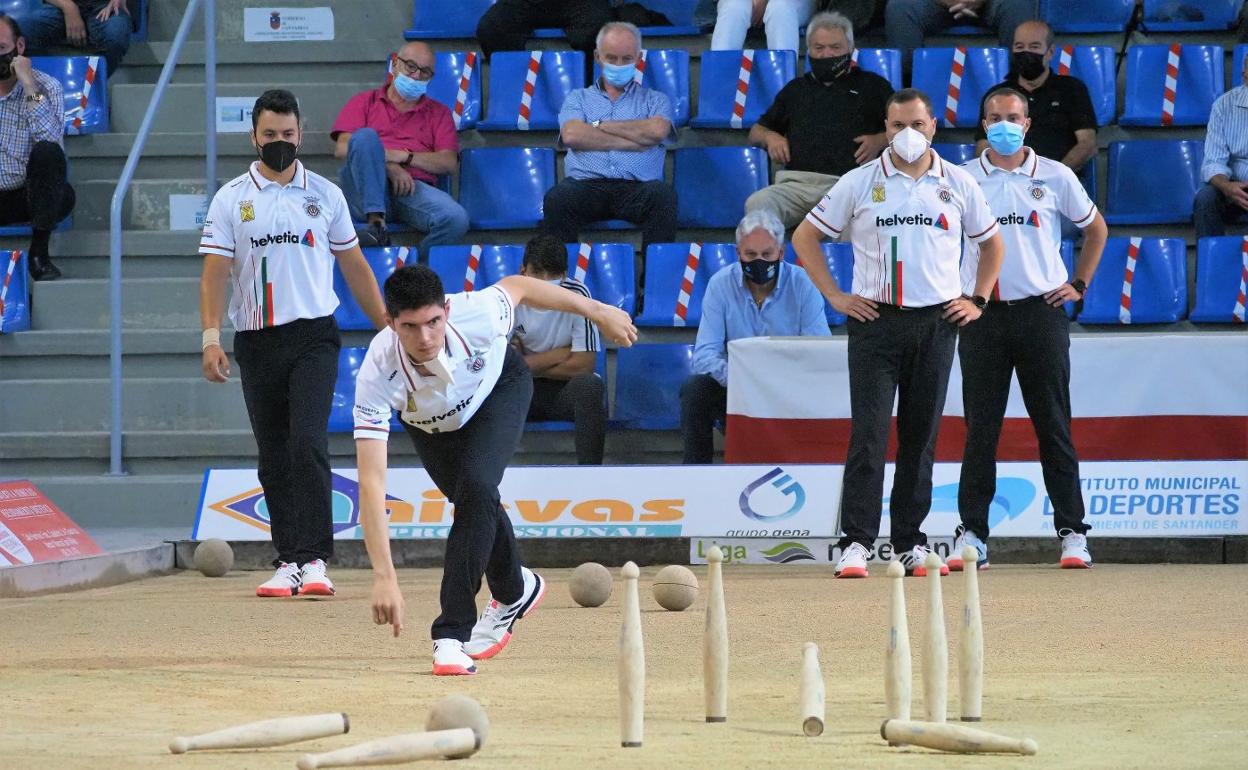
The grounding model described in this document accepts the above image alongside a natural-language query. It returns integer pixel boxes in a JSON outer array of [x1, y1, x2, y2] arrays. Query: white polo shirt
[[353, 285, 516, 438], [960, 148, 1097, 301], [512, 278, 601, 355], [805, 149, 999, 307], [200, 161, 359, 331]]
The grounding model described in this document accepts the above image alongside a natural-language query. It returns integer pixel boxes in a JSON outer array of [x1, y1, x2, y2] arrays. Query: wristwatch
[[400, 151, 414, 167], [1070, 278, 1087, 296], [24, 91, 45, 104], [591, 119, 602, 127], [967, 294, 988, 310]]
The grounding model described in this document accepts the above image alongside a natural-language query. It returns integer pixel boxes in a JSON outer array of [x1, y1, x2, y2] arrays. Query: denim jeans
[[19, 1, 131, 76]]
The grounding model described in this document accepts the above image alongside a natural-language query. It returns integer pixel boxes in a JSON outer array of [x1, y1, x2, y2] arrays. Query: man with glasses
[[332, 40, 468, 261]]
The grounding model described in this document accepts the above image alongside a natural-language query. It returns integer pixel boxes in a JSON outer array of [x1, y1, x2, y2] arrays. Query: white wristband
[[201, 328, 221, 351]]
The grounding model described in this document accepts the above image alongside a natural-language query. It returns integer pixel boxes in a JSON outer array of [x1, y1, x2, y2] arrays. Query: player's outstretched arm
[[357, 438, 403, 637], [495, 275, 638, 347]]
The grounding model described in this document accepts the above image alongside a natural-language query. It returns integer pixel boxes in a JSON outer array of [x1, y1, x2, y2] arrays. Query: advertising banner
[[243, 8, 334, 42], [0, 481, 102, 566]]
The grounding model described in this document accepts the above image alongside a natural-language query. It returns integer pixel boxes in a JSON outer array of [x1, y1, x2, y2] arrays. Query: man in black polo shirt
[[746, 11, 892, 228]]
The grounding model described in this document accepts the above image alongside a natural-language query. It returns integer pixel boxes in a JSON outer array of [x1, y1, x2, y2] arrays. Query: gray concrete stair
[[30, 277, 200, 329], [0, 376, 250, 432]]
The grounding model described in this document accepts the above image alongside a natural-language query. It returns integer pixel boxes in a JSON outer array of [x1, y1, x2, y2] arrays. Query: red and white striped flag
[[68, 56, 100, 134], [1119, 236, 1141, 324], [730, 50, 755, 129], [673, 242, 702, 326], [574, 242, 591, 284], [464, 244, 482, 291], [517, 50, 542, 130], [1235, 236, 1248, 323], [0, 250, 20, 331], [1161, 44, 1180, 127], [1057, 45, 1073, 75], [453, 52, 477, 130], [944, 46, 966, 128], [395, 246, 411, 270], [633, 49, 648, 85]]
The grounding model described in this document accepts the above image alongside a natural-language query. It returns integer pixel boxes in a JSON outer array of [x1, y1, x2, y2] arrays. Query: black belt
[[988, 294, 1047, 307]]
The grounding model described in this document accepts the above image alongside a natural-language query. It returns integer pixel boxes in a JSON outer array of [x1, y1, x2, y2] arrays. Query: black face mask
[[0, 51, 15, 80], [741, 259, 780, 285], [810, 53, 852, 82], [257, 139, 298, 173], [1011, 51, 1047, 81]]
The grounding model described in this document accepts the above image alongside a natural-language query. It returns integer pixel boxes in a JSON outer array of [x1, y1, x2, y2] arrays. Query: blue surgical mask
[[393, 72, 429, 101], [986, 120, 1025, 156], [602, 62, 636, 88]]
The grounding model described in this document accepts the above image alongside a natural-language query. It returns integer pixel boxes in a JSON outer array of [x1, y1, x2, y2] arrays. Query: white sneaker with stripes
[[256, 562, 301, 598], [300, 559, 335, 596], [1059, 529, 1093, 569], [463, 567, 546, 661]]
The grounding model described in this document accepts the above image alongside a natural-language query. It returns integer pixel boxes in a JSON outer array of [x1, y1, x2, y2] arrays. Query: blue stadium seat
[[1039, 0, 1135, 32], [1104, 140, 1203, 225], [329, 347, 401, 432], [636, 242, 737, 327], [1234, 44, 1248, 89], [613, 343, 695, 429], [0, 0, 32, 17], [592, 49, 690, 126], [1191, 236, 1248, 323], [524, 348, 609, 432], [1051, 45, 1116, 126], [1078, 156, 1098, 208], [933, 143, 976, 165], [564, 242, 637, 315], [428, 244, 524, 294], [690, 49, 797, 128], [1143, 0, 1241, 31], [1077, 237, 1187, 324], [783, 242, 854, 325], [459, 147, 556, 229], [635, 0, 703, 35], [0, 250, 30, 334], [1058, 239, 1077, 317], [1120, 44, 1224, 127], [425, 51, 483, 131], [130, 0, 148, 41], [332, 247, 412, 331], [0, 216, 72, 237], [31, 56, 109, 134], [405, 0, 493, 38], [674, 147, 769, 228], [851, 48, 902, 91], [911, 47, 1008, 128], [479, 50, 585, 131]]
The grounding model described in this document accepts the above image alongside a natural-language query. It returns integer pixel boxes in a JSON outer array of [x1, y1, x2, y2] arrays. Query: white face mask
[[890, 126, 931, 164]]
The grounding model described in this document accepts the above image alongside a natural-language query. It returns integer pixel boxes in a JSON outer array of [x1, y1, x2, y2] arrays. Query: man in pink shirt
[[332, 41, 468, 261]]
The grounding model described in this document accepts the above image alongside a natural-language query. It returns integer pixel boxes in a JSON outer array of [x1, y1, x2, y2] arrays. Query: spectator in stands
[[332, 41, 468, 261], [711, 0, 816, 54], [541, 22, 677, 247], [745, 11, 892, 228], [886, 0, 1034, 76], [476, 0, 611, 80], [17, 1, 130, 77], [0, 13, 73, 281], [1196, 51, 1248, 240], [512, 235, 607, 465], [681, 208, 830, 464]]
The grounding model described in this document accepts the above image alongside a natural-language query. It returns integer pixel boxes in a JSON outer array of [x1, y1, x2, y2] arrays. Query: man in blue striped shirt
[[681, 209, 831, 463], [1196, 52, 1248, 239]]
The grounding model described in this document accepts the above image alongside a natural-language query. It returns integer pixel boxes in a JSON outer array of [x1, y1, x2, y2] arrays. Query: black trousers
[[233, 316, 340, 567], [541, 178, 678, 248], [958, 297, 1088, 539], [528, 373, 607, 464], [679, 374, 726, 464], [840, 304, 958, 552], [476, 0, 612, 65], [403, 346, 533, 642], [0, 141, 76, 242]]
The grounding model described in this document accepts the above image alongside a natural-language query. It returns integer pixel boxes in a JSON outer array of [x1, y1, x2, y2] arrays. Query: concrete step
[[0, 376, 250, 432], [21, 474, 204, 530], [30, 277, 199, 330]]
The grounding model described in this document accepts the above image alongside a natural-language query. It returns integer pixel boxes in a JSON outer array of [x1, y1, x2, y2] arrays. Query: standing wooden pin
[[958, 545, 984, 722], [619, 561, 645, 748], [922, 552, 948, 723], [799, 642, 825, 737], [704, 545, 729, 723], [885, 559, 911, 734]]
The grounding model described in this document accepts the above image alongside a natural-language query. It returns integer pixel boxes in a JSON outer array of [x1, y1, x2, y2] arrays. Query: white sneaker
[[898, 544, 949, 577], [256, 562, 301, 597], [463, 567, 546, 661], [432, 638, 477, 676], [834, 542, 871, 578], [300, 559, 335, 596], [948, 525, 990, 572], [1059, 529, 1093, 569]]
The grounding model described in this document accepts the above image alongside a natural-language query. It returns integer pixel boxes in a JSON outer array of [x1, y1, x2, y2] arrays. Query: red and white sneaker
[[898, 545, 949, 577], [947, 525, 990, 572], [300, 559, 335, 596], [463, 567, 546, 661], [834, 542, 871, 578], [1059, 529, 1093, 569], [256, 562, 301, 597], [432, 639, 477, 676]]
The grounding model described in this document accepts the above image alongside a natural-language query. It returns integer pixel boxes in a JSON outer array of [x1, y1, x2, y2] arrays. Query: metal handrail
[[108, 0, 217, 475]]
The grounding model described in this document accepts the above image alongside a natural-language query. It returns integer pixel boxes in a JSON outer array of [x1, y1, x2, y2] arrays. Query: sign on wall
[[243, 8, 334, 42]]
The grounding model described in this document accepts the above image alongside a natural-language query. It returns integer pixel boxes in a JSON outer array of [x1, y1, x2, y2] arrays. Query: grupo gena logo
[[738, 467, 806, 522]]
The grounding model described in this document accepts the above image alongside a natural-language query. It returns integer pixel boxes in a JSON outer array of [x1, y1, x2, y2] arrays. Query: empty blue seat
[[635, 0, 703, 35], [428, 244, 523, 294], [911, 47, 1008, 128], [592, 49, 690, 126], [424, 51, 483, 130], [636, 242, 737, 327], [565, 242, 637, 315], [690, 49, 796, 129], [674, 147, 769, 228], [1051, 45, 1116, 126], [0, 250, 30, 334], [0, 216, 72, 237], [1057, 239, 1078, 317], [1120, 44, 1224, 127], [852, 47, 902, 91], [613, 343, 695, 429], [1143, 0, 1241, 31], [459, 147, 555, 229], [1039, 0, 1134, 32], [1192, 236, 1248, 323], [933, 143, 976, 165], [1104, 140, 1203, 225], [1078, 156, 1098, 207], [405, 0, 493, 38], [783, 241, 854, 325], [329, 347, 401, 432], [31, 56, 109, 134], [479, 50, 585, 131], [332, 247, 411, 330], [1077, 237, 1187, 324]]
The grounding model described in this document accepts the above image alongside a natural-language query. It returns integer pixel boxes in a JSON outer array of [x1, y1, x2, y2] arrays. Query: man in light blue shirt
[[681, 209, 831, 463], [540, 21, 677, 246], [1196, 52, 1248, 239]]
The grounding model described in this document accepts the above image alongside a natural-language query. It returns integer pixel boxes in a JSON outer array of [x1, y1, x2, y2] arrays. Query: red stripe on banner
[[680, 277, 694, 294]]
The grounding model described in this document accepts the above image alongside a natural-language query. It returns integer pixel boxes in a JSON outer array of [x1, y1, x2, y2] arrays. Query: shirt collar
[[1233, 85, 1248, 108], [979, 146, 1038, 176], [395, 331, 457, 389], [880, 147, 944, 179], [593, 78, 638, 96], [248, 160, 308, 191]]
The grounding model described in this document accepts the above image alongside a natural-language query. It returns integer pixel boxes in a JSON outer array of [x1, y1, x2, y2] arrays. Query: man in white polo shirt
[[353, 265, 635, 676], [199, 89, 387, 599], [792, 87, 1004, 580], [951, 87, 1107, 572]]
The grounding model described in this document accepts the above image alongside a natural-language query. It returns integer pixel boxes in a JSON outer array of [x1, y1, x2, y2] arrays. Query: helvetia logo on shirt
[[1027, 210, 1041, 227], [996, 212, 1042, 228], [875, 214, 933, 227], [247, 229, 317, 248], [933, 213, 949, 230]]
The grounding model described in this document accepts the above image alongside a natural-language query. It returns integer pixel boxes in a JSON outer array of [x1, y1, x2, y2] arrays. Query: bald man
[[332, 41, 469, 261]]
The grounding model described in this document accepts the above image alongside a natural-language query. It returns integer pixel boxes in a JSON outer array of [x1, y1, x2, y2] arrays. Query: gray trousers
[[745, 170, 840, 229]]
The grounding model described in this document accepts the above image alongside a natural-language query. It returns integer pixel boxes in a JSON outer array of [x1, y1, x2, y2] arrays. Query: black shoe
[[358, 220, 391, 248], [28, 253, 62, 281]]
